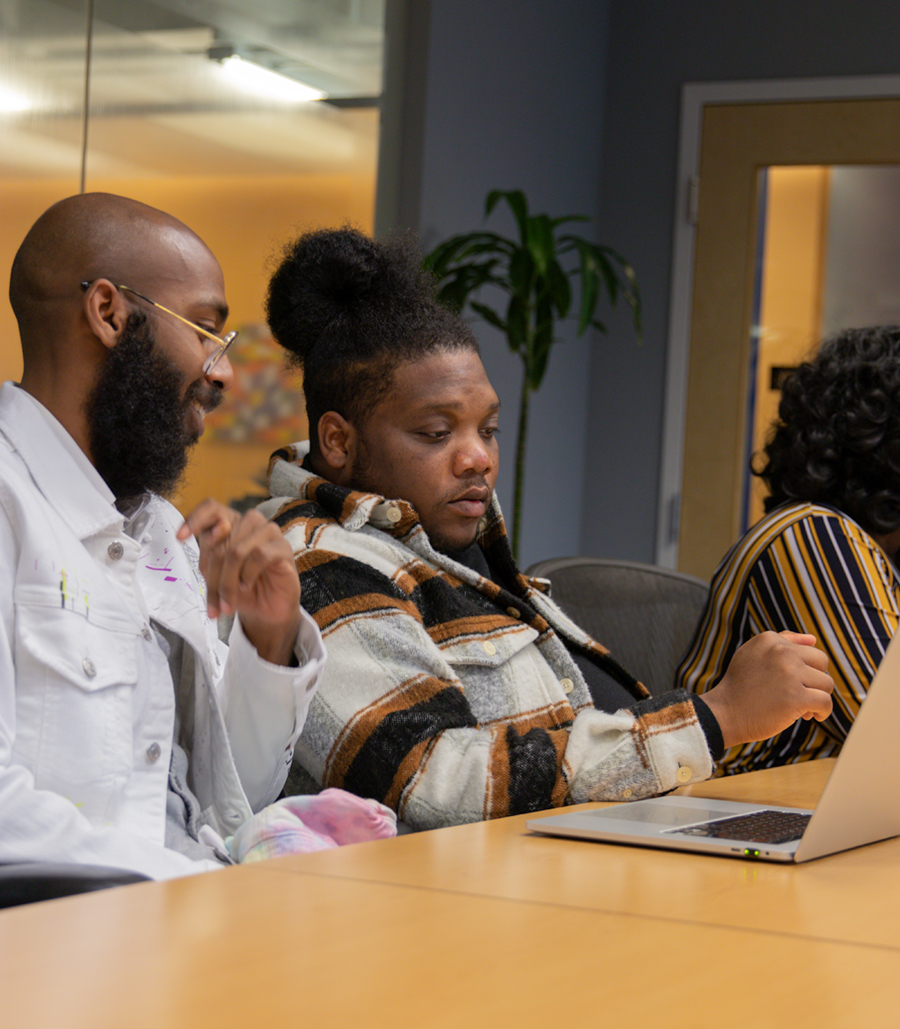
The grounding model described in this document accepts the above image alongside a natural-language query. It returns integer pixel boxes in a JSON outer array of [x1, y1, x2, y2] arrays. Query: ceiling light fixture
[[0, 83, 32, 114], [212, 49, 325, 103]]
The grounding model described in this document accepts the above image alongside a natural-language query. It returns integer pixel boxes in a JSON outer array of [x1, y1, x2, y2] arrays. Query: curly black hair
[[265, 227, 478, 452], [755, 325, 900, 535]]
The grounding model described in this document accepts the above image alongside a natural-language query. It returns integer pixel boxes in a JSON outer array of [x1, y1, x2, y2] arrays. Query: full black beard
[[86, 312, 221, 502]]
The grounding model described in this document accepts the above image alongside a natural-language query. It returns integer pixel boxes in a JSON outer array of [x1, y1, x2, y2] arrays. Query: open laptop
[[526, 631, 900, 862]]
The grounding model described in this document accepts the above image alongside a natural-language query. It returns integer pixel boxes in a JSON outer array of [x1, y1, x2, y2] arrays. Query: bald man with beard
[[0, 193, 325, 880]]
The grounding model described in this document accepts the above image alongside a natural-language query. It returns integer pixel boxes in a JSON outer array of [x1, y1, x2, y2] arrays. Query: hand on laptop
[[701, 631, 834, 750]]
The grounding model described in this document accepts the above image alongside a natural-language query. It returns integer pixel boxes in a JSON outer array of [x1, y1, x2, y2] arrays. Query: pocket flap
[[17, 588, 139, 691], [441, 622, 540, 669]]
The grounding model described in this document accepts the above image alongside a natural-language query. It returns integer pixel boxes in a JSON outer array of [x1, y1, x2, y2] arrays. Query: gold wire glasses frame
[[80, 280, 238, 374]]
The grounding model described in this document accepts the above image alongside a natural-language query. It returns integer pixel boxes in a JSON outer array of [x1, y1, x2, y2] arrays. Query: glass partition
[[0, 0, 384, 512]]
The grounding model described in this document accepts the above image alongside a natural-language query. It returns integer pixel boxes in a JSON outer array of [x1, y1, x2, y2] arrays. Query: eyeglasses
[[80, 280, 238, 374]]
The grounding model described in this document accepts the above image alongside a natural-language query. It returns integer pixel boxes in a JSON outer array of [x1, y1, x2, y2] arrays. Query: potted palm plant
[[424, 189, 641, 560]]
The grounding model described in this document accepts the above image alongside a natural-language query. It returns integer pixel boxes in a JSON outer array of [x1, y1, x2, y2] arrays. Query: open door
[[678, 97, 900, 579]]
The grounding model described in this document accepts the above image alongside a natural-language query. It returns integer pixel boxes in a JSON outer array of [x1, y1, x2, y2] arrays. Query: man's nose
[[206, 351, 235, 391], [454, 434, 493, 475]]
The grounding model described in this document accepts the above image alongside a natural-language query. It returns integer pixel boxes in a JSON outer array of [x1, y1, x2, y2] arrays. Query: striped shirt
[[676, 502, 900, 774], [263, 443, 717, 831]]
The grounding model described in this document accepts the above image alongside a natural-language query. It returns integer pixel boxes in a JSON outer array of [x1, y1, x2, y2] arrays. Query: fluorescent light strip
[[220, 55, 325, 103], [0, 84, 31, 113]]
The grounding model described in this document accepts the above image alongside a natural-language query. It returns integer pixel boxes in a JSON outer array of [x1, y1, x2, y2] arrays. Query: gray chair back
[[526, 556, 709, 696]]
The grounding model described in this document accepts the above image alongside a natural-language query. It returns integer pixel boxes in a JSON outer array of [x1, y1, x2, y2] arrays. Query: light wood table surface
[[4, 760, 899, 1029]]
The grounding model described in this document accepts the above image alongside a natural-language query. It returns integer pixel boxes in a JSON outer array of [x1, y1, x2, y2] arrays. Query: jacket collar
[[0, 382, 124, 540], [267, 440, 419, 533], [265, 440, 539, 594]]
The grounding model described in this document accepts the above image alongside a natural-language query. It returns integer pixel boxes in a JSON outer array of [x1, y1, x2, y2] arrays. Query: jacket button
[[386, 505, 402, 524], [482, 640, 497, 656], [506, 607, 520, 619], [560, 677, 574, 694], [82, 658, 96, 678], [107, 541, 124, 561], [146, 742, 162, 763], [676, 766, 693, 784]]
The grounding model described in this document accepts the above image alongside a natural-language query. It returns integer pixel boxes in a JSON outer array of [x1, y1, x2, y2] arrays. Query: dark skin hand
[[703, 630, 834, 749], [177, 499, 302, 667]]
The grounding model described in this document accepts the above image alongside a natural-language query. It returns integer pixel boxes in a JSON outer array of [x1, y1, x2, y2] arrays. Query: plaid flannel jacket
[[265, 443, 713, 830]]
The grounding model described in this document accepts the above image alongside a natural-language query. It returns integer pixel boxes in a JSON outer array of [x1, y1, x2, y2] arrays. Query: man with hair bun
[[264, 226, 834, 832], [679, 326, 900, 775]]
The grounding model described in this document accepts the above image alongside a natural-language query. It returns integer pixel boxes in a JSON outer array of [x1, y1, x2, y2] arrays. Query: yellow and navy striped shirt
[[676, 502, 900, 775]]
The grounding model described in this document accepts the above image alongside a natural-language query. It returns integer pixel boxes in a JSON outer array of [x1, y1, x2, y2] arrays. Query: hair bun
[[267, 227, 411, 364]]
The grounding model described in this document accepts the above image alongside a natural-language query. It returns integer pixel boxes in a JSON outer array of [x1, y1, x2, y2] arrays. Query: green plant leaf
[[469, 301, 506, 332], [552, 213, 589, 226], [526, 294, 556, 390], [545, 258, 571, 318], [424, 232, 516, 277], [508, 247, 535, 298], [589, 244, 643, 339], [435, 261, 504, 310], [575, 245, 601, 334], [506, 294, 528, 355], [487, 189, 530, 243], [527, 214, 555, 275]]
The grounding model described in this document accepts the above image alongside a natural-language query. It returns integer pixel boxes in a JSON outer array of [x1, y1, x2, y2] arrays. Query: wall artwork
[[204, 322, 307, 445]]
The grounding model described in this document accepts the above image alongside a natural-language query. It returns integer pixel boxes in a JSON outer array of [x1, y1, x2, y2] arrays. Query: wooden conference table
[[4, 760, 899, 1028]]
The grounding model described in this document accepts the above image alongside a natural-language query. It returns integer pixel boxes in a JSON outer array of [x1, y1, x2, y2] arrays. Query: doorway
[[666, 91, 900, 579]]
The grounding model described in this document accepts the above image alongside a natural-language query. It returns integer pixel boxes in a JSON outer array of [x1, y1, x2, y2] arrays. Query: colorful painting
[[204, 322, 307, 445]]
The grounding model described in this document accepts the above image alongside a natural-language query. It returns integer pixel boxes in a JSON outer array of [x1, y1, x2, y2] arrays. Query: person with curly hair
[[677, 325, 900, 775], [260, 226, 834, 830]]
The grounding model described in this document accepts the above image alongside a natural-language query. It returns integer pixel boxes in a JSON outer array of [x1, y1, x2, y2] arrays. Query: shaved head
[[8, 193, 232, 489], [10, 193, 219, 350]]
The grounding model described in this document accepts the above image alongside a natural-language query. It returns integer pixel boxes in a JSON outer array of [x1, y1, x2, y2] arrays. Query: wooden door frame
[[657, 74, 900, 570]]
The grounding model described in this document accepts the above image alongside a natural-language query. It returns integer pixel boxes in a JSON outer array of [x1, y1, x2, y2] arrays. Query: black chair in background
[[526, 556, 710, 696], [0, 863, 151, 909]]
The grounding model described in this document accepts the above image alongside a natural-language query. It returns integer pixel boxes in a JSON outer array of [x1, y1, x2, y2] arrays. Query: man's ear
[[317, 411, 356, 472], [81, 279, 130, 351]]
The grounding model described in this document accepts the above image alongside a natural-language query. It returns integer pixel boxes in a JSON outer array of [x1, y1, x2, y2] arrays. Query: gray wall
[[588, 0, 900, 563], [378, 0, 611, 568], [379, 0, 900, 569]]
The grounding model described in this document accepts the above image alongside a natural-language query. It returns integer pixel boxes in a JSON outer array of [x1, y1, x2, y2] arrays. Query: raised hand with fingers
[[177, 498, 302, 667]]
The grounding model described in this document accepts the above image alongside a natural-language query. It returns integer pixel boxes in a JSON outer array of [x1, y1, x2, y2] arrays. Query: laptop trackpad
[[594, 800, 732, 827]]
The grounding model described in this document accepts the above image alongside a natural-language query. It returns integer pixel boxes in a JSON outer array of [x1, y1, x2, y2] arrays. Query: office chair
[[526, 556, 709, 696], [0, 862, 151, 909]]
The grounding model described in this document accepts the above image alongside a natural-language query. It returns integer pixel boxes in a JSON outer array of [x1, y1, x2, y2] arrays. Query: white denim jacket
[[0, 383, 325, 880]]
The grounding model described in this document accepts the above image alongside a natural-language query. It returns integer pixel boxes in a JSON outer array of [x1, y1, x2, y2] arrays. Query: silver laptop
[[527, 631, 900, 862]]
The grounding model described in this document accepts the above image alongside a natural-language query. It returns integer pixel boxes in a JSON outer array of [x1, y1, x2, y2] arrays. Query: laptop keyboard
[[666, 809, 812, 845]]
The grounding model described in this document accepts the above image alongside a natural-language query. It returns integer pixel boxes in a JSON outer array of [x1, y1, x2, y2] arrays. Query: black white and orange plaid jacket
[[263, 442, 714, 831]]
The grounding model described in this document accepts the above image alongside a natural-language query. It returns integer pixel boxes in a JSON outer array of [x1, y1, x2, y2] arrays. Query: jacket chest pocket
[[440, 623, 557, 721], [13, 588, 141, 803]]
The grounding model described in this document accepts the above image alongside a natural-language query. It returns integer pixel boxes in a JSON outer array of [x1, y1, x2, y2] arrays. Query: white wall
[[823, 166, 900, 335]]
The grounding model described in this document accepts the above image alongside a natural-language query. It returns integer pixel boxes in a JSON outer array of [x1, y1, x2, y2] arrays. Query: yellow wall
[[749, 165, 829, 524], [0, 172, 375, 514]]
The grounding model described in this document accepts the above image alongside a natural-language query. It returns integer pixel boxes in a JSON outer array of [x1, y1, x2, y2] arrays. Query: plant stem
[[512, 376, 531, 563]]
